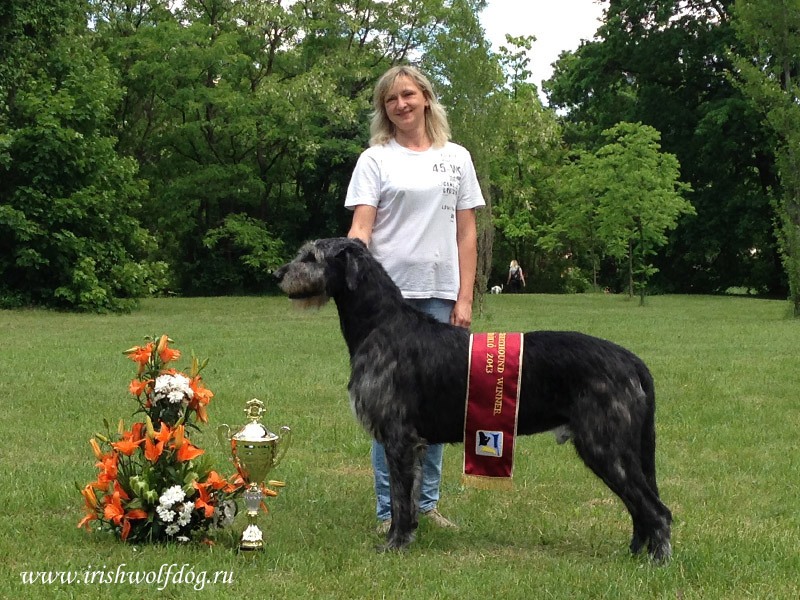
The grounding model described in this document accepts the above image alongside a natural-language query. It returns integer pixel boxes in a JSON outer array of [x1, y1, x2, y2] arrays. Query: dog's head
[[274, 237, 367, 309]]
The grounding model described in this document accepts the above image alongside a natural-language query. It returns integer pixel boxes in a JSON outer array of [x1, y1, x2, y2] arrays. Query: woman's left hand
[[451, 298, 473, 329]]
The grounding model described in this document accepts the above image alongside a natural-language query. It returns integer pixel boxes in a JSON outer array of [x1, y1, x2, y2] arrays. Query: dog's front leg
[[378, 435, 425, 552]]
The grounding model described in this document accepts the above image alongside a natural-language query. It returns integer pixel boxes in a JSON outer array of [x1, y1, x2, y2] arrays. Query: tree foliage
[[487, 36, 565, 291], [546, 0, 783, 296], [0, 0, 793, 311], [543, 123, 694, 303], [0, 1, 163, 311], [733, 0, 800, 314], [90, 0, 454, 295], [594, 123, 694, 303]]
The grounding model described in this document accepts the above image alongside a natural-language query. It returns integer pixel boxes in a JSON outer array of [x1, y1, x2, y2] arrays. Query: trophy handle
[[217, 424, 232, 449], [273, 426, 292, 468]]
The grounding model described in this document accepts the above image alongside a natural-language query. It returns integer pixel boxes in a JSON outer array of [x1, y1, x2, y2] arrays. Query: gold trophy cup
[[218, 398, 291, 551]]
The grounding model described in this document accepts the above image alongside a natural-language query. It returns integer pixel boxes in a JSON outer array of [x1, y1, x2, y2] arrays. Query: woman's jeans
[[372, 297, 454, 521]]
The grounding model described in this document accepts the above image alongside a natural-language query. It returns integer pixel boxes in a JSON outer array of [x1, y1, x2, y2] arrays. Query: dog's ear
[[330, 237, 365, 292], [344, 249, 360, 291]]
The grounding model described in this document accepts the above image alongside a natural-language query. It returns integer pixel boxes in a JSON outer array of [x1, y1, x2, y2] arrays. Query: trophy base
[[238, 542, 264, 552]]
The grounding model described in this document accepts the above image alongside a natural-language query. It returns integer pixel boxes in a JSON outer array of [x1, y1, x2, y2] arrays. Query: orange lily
[[260, 483, 279, 498], [131, 422, 145, 440], [94, 452, 119, 488], [82, 484, 100, 510], [112, 424, 146, 456], [257, 483, 279, 514], [89, 438, 104, 460], [227, 474, 246, 493], [112, 438, 144, 456], [157, 335, 181, 365], [192, 480, 215, 518], [77, 485, 100, 530], [144, 422, 172, 462], [204, 470, 229, 491], [103, 482, 146, 541], [172, 423, 185, 448], [77, 512, 97, 531], [188, 377, 213, 423], [144, 438, 161, 462], [128, 378, 151, 397], [176, 438, 204, 462], [171, 424, 204, 462], [126, 342, 154, 375]]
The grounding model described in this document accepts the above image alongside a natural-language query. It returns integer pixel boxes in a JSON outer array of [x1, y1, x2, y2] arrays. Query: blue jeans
[[372, 297, 454, 520]]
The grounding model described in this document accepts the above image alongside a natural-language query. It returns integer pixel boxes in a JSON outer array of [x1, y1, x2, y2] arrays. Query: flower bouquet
[[78, 335, 274, 543]]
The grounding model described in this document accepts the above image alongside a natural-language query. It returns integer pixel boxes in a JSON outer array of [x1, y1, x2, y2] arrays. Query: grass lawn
[[1, 293, 799, 599]]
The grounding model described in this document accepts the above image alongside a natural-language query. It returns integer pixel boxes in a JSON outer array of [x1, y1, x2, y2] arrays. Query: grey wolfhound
[[275, 237, 672, 562]]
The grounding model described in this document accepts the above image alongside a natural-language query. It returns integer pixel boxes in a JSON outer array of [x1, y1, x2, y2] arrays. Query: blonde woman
[[507, 259, 526, 293], [346, 65, 485, 533]]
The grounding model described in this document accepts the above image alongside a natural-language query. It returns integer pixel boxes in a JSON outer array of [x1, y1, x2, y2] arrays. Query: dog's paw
[[648, 541, 672, 565], [629, 533, 646, 555], [376, 531, 414, 554], [375, 542, 408, 554]]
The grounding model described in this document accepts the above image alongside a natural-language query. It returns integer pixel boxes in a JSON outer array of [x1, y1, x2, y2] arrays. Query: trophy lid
[[232, 399, 280, 443]]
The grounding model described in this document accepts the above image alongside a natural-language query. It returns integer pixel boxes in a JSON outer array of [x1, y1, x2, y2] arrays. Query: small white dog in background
[[490, 284, 503, 294]]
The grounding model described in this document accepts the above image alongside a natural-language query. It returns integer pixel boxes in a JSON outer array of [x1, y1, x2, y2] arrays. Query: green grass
[[1, 293, 799, 598]]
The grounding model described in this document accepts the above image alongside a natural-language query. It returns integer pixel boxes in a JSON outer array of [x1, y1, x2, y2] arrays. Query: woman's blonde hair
[[369, 65, 451, 148]]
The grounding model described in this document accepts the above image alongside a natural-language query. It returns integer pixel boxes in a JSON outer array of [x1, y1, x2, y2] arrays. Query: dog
[[490, 284, 503, 294], [275, 238, 672, 562]]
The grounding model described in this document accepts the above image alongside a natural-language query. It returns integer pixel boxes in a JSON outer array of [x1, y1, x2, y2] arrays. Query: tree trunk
[[628, 240, 634, 298], [475, 172, 494, 316]]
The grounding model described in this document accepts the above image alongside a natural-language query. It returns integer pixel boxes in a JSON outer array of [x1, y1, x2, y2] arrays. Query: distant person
[[507, 259, 526, 293]]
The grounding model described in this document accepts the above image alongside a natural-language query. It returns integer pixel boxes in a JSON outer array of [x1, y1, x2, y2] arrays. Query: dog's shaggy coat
[[275, 237, 672, 562]]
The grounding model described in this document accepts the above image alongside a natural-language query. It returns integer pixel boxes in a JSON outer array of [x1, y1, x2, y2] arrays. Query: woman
[[345, 65, 485, 532], [507, 259, 526, 293]]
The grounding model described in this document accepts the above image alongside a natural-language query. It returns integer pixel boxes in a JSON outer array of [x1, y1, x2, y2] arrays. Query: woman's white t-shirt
[[345, 139, 485, 300]]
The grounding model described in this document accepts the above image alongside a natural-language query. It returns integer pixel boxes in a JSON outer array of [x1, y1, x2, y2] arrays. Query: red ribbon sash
[[463, 333, 524, 490]]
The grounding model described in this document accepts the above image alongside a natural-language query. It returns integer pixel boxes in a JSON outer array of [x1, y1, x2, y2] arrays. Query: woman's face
[[383, 75, 429, 136]]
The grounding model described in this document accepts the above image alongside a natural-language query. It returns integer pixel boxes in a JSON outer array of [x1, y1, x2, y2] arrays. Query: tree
[[0, 2, 162, 311], [539, 151, 606, 291], [90, 0, 456, 295], [733, 0, 800, 315], [485, 36, 564, 291], [546, 0, 782, 295], [553, 123, 694, 304]]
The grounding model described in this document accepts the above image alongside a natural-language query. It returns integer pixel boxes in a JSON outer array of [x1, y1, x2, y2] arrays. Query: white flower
[[165, 524, 180, 536], [177, 501, 194, 526], [211, 500, 237, 529], [156, 505, 175, 523], [152, 373, 194, 405], [177, 536, 190, 543], [158, 485, 185, 508]]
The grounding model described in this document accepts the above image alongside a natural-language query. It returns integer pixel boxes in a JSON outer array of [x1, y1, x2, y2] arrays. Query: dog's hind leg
[[572, 434, 671, 562], [638, 401, 660, 497], [570, 413, 672, 563]]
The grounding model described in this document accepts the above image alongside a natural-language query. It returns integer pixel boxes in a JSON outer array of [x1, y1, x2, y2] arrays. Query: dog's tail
[[637, 363, 659, 496]]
